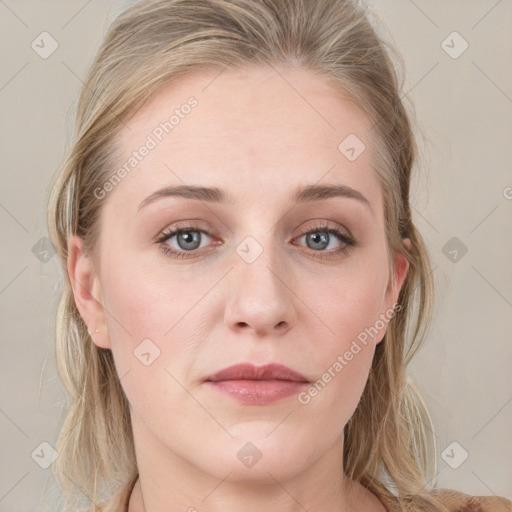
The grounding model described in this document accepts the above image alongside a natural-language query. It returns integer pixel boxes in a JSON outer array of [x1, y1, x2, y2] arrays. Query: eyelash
[[155, 221, 356, 260]]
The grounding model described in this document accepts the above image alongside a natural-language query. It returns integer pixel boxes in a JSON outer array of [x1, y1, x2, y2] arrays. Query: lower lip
[[206, 379, 308, 405]]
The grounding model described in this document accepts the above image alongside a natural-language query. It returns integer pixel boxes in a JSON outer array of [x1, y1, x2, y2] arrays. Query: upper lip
[[206, 363, 309, 383]]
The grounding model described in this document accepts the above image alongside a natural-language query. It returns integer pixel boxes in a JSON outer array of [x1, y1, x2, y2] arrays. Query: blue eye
[[299, 227, 353, 252], [156, 223, 356, 260], [156, 223, 215, 258]]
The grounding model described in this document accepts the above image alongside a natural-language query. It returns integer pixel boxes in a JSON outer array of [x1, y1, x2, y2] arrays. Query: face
[[69, 65, 408, 485]]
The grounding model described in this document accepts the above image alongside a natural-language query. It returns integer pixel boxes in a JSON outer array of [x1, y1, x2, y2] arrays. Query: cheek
[[98, 247, 221, 389], [297, 255, 389, 402], [100, 246, 190, 337], [98, 249, 183, 375], [310, 253, 389, 342], [99, 252, 202, 431]]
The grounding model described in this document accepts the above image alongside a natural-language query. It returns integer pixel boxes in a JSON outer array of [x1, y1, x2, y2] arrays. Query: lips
[[204, 363, 310, 405], [206, 363, 309, 383]]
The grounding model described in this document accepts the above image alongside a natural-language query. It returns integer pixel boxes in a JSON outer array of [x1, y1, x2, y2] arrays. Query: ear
[[67, 235, 111, 349], [375, 238, 410, 345], [383, 238, 410, 309]]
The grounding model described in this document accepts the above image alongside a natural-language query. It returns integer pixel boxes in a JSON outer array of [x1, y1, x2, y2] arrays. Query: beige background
[[0, 0, 511, 510]]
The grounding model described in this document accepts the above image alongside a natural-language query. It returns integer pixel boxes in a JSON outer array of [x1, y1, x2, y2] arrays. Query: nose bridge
[[239, 239, 285, 296], [224, 229, 296, 335]]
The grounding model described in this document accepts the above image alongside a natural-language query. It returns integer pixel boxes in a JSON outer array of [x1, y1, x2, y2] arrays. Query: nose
[[223, 247, 297, 338]]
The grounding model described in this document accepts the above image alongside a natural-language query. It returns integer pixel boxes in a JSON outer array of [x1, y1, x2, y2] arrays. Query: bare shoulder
[[430, 488, 512, 512]]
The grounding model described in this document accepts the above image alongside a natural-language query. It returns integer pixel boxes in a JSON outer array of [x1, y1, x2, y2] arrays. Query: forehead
[[108, 65, 383, 217]]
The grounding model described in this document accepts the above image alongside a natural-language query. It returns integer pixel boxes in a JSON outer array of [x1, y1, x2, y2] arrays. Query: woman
[[46, 0, 512, 511]]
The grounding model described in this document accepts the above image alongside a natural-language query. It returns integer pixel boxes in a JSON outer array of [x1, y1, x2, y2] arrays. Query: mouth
[[204, 363, 310, 405]]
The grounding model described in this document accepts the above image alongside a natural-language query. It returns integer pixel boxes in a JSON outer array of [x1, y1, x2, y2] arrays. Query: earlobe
[[67, 235, 111, 349]]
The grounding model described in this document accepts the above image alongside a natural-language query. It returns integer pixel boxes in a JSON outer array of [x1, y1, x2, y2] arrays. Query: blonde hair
[[46, 0, 448, 510]]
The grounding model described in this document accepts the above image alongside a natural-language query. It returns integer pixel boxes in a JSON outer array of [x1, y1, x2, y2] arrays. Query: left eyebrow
[[291, 184, 372, 213], [137, 183, 373, 214]]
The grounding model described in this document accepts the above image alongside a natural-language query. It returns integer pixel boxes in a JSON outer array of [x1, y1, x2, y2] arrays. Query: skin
[[68, 64, 409, 512]]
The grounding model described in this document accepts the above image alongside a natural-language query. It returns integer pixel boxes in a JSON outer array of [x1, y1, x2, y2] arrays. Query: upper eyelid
[[158, 222, 352, 246]]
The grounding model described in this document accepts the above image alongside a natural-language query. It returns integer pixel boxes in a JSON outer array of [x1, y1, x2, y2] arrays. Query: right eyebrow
[[137, 185, 233, 211]]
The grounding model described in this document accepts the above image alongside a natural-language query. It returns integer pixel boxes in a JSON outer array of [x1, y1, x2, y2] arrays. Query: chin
[[191, 434, 312, 483]]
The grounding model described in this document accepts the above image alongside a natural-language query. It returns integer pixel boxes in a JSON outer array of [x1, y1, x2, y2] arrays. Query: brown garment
[[378, 486, 512, 512], [428, 488, 512, 512], [91, 475, 512, 512]]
